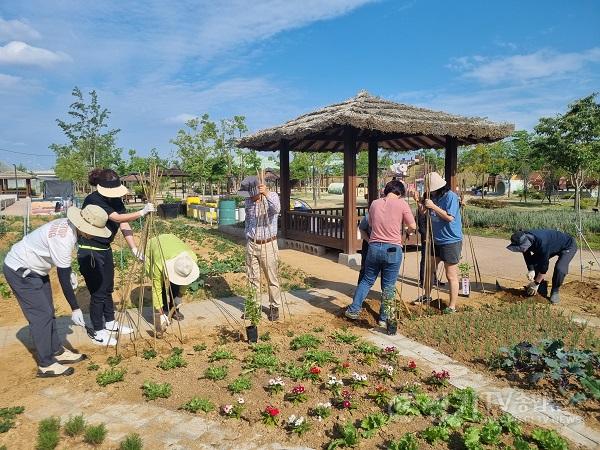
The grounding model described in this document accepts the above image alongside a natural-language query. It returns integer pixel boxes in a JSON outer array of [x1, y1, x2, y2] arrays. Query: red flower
[[310, 366, 321, 375], [341, 389, 351, 399], [408, 360, 417, 369], [342, 400, 351, 409], [432, 370, 450, 380], [292, 385, 305, 394], [342, 361, 350, 368], [265, 405, 280, 416]]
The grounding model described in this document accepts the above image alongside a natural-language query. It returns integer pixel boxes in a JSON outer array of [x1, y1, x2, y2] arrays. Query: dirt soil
[[0, 313, 576, 450]]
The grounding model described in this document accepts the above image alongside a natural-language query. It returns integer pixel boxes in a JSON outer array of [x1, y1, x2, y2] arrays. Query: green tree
[[459, 144, 492, 198], [171, 114, 218, 199], [506, 131, 537, 202], [534, 94, 600, 210], [116, 148, 169, 175], [50, 87, 121, 187]]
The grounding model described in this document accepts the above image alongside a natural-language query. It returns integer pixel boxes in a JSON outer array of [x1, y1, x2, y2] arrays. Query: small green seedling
[[83, 423, 107, 445], [142, 381, 172, 400], [193, 343, 207, 352], [106, 354, 123, 367], [180, 397, 215, 413], [208, 348, 235, 362], [228, 376, 252, 394], [87, 362, 100, 371], [142, 348, 157, 359], [204, 366, 228, 381], [157, 348, 187, 370], [290, 334, 322, 350], [96, 368, 126, 386], [0, 406, 24, 433]]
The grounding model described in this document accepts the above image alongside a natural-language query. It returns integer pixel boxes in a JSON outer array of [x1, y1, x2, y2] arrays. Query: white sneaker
[[89, 329, 117, 347], [104, 320, 133, 335]]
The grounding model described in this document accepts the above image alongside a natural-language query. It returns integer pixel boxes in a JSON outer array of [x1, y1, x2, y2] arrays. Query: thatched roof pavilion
[[239, 91, 514, 255]]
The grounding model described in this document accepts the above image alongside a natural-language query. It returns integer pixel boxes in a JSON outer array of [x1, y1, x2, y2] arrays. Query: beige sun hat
[[96, 178, 129, 198], [424, 172, 447, 192], [165, 252, 200, 286], [66, 205, 112, 238]]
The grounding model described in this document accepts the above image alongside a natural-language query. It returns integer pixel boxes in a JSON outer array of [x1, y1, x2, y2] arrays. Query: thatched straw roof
[[239, 91, 514, 152]]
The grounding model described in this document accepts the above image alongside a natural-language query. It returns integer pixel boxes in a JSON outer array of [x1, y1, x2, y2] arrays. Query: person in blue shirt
[[506, 229, 576, 304], [413, 172, 462, 313]]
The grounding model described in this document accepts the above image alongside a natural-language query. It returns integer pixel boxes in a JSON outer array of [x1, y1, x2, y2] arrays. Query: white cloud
[[165, 113, 197, 124], [0, 41, 71, 67], [0, 17, 40, 41], [0, 73, 21, 88], [451, 48, 600, 85]]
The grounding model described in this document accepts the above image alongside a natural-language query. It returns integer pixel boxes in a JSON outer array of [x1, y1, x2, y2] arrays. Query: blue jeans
[[348, 242, 403, 321]]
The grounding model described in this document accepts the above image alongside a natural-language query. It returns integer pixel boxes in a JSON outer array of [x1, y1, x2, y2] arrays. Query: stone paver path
[[2, 287, 600, 448]]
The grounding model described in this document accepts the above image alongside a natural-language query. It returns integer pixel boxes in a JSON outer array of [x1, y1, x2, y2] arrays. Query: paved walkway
[[2, 288, 600, 448]]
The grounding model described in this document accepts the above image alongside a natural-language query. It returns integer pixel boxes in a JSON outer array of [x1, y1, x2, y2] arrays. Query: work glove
[[71, 308, 85, 327], [160, 313, 170, 327], [70, 272, 78, 290], [140, 202, 155, 217], [526, 281, 539, 296], [174, 296, 182, 307], [131, 247, 144, 261], [526, 270, 535, 282]]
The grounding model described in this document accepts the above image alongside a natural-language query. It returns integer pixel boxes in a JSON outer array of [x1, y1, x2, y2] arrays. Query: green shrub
[[227, 376, 252, 394], [120, 433, 143, 450], [290, 334, 322, 350], [467, 198, 506, 209], [142, 348, 157, 359], [208, 348, 235, 362], [63, 414, 86, 436], [83, 423, 107, 445], [36, 417, 60, 450], [142, 381, 172, 400]]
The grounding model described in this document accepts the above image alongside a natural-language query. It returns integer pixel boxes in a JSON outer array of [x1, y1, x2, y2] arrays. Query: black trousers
[[548, 240, 577, 294], [3, 264, 61, 367], [161, 280, 180, 313], [78, 248, 115, 331]]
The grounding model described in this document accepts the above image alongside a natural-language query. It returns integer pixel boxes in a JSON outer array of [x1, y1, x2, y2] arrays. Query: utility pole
[[12, 163, 17, 200]]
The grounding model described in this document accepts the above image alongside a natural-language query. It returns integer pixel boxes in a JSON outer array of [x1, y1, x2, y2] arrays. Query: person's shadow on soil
[[15, 316, 78, 362]]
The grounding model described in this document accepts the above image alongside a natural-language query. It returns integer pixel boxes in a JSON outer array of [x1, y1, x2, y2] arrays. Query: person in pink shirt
[[345, 180, 416, 326]]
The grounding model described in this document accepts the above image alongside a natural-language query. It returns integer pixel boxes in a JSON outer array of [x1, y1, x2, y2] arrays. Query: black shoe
[[172, 309, 184, 321], [268, 307, 280, 322]]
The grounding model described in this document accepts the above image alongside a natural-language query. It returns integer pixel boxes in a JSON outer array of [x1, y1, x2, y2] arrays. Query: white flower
[[327, 375, 343, 386], [287, 414, 297, 424], [316, 402, 331, 409], [237, 397, 245, 404], [222, 404, 233, 414], [380, 364, 394, 375], [352, 372, 367, 381], [269, 377, 284, 386], [294, 416, 305, 427]]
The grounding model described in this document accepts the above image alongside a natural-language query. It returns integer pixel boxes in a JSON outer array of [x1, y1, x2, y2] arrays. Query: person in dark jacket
[[507, 229, 577, 304]]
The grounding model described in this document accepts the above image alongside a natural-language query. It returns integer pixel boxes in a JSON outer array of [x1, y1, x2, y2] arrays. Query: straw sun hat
[[424, 172, 447, 192], [97, 178, 129, 198], [66, 205, 112, 238], [165, 252, 200, 286]]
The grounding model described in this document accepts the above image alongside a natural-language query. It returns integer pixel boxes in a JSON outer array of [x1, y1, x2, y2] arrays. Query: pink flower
[[342, 389, 351, 399], [342, 361, 350, 368], [342, 400, 351, 409], [384, 346, 397, 353], [408, 360, 417, 370], [222, 405, 233, 414]]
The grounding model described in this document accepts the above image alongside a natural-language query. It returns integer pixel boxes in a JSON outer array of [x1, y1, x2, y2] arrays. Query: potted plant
[[158, 193, 182, 219], [382, 288, 398, 335], [243, 286, 260, 343], [458, 262, 471, 297]]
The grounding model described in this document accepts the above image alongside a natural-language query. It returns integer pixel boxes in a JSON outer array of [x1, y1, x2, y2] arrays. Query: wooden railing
[[284, 206, 366, 250]]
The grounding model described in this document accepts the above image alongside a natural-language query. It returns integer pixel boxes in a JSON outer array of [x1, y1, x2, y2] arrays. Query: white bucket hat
[[97, 178, 129, 198], [424, 172, 447, 192], [165, 252, 200, 286], [66, 205, 112, 238]]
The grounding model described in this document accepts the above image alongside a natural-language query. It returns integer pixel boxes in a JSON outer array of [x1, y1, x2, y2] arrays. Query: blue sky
[[0, 0, 599, 169]]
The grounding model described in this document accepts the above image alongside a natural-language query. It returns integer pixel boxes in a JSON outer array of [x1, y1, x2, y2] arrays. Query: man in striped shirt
[[239, 176, 281, 321]]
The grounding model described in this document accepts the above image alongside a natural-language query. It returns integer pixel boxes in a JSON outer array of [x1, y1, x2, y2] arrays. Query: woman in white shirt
[[3, 205, 111, 377]]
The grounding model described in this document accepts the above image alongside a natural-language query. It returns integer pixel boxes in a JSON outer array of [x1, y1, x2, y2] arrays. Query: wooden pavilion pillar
[[343, 127, 358, 254], [445, 136, 458, 192], [368, 139, 378, 206], [279, 140, 290, 239], [26, 178, 31, 197]]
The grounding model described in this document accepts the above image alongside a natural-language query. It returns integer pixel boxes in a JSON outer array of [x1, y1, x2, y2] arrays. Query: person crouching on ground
[[414, 172, 462, 314], [239, 176, 282, 321], [79, 169, 155, 346], [506, 229, 577, 304], [345, 180, 417, 326], [3, 205, 112, 377], [145, 233, 199, 336]]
